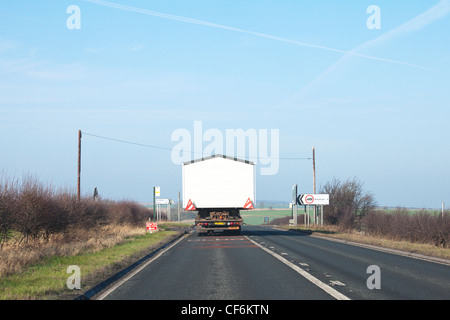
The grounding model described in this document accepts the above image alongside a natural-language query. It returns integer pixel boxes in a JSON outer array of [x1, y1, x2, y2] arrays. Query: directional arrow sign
[[297, 194, 329, 205]]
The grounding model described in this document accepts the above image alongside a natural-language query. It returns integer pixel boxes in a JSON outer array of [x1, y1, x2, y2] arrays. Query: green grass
[[0, 229, 178, 300], [241, 209, 292, 225], [372, 208, 443, 215]]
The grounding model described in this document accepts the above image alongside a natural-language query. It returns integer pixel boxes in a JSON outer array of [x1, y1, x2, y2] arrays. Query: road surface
[[98, 226, 450, 300]]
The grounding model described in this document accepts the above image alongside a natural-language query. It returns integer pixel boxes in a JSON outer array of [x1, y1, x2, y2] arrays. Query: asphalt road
[[99, 225, 450, 300]]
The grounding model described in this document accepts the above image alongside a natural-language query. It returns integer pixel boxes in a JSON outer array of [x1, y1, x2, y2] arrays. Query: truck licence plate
[[215, 222, 225, 225]]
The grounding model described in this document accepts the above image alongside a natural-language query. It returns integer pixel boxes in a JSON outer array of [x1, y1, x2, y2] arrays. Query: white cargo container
[[182, 155, 255, 235], [182, 155, 255, 209]]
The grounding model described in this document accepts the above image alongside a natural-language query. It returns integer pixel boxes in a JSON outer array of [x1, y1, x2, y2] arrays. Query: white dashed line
[[245, 236, 351, 300]]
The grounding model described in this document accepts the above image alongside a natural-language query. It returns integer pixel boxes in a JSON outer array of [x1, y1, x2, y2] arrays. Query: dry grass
[[0, 174, 185, 299], [0, 224, 146, 277], [0, 173, 157, 278], [0, 223, 182, 300], [0, 174, 153, 249], [285, 224, 450, 261]]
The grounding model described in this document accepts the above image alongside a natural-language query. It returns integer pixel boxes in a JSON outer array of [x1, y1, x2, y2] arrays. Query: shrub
[[321, 177, 376, 230], [0, 176, 17, 248], [363, 208, 450, 248], [0, 173, 153, 247], [107, 200, 151, 227]]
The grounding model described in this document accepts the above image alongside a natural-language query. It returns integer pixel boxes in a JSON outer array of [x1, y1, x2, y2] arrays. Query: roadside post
[[292, 184, 298, 227], [154, 186, 160, 221], [156, 198, 172, 221], [178, 192, 181, 222]]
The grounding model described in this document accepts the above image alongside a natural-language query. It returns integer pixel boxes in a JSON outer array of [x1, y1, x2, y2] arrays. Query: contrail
[[292, 0, 449, 100], [83, 0, 434, 71], [364, 0, 450, 49]]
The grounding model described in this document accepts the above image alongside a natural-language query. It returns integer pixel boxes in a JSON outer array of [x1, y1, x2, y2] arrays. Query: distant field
[[241, 209, 292, 226], [241, 207, 445, 226], [372, 208, 444, 215]]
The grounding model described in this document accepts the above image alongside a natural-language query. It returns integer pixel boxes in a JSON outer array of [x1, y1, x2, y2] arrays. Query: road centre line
[[244, 236, 351, 300]]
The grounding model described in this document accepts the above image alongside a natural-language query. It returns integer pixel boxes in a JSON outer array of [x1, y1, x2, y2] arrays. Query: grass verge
[[0, 223, 189, 300]]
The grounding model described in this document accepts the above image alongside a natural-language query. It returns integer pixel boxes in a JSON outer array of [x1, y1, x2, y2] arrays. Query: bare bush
[[0, 176, 18, 249], [321, 177, 376, 230], [107, 200, 151, 227], [363, 208, 450, 248], [0, 173, 158, 276], [14, 177, 50, 242], [0, 174, 153, 248]]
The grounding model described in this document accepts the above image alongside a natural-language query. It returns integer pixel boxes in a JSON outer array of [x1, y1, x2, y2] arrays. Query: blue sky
[[1, 0, 449, 208]]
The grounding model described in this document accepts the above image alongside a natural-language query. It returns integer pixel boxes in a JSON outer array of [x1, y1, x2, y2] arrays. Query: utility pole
[[313, 146, 316, 194], [153, 187, 156, 222], [77, 130, 82, 201], [292, 184, 298, 227], [178, 191, 181, 222], [312, 146, 316, 224]]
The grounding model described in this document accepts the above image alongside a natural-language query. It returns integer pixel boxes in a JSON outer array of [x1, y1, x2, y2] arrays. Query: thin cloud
[[83, 0, 432, 71], [292, 0, 450, 101], [363, 0, 450, 48]]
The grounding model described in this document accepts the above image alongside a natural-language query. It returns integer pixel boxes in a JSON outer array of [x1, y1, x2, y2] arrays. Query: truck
[[182, 154, 255, 236]]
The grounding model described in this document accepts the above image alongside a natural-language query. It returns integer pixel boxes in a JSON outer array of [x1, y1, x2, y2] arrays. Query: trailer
[[182, 155, 255, 235]]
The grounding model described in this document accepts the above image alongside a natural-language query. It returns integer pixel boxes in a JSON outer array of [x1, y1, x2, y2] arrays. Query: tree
[[321, 177, 376, 230]]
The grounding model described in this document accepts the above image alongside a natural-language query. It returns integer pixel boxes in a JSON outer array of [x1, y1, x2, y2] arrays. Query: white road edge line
[[95, 233, 189, 300], [245, 236, 351, 300]]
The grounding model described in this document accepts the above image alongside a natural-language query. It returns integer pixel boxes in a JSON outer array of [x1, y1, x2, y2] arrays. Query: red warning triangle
[[185, 199, 196, 211], [243, 198, 254, 209]]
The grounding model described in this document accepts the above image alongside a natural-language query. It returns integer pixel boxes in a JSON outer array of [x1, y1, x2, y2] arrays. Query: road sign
[[155, 186, 160, 197], [146, 222, 158, 232], [156, 198, 170, 205], [297, 194, 329, 205]]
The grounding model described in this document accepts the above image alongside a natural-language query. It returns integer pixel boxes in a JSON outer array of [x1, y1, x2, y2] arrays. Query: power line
[[81, 131, 311, 161], [82, 132, 173, 151]]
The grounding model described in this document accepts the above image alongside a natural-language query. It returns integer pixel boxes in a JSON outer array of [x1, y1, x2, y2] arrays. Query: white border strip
[[95, 234, 189, 300], [245, 236, 351, 300]]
